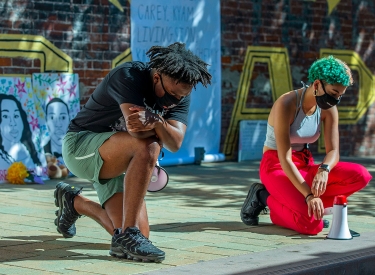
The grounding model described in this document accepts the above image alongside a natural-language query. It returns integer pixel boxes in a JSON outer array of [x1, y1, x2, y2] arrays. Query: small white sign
[[238, 120, 267, 162]]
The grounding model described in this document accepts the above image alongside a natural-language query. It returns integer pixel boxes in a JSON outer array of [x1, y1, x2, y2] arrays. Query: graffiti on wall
[[112, 48, 132, 68], [223, 46, 375, 159], [0, 34, 72, 73], [223, 46, 293, 159], [221, 0, 375, 158], [0, 34, 80, 180], [246, 0, 375, 65]]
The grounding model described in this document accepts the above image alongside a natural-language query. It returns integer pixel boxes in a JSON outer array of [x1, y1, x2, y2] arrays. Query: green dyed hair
[[308, 55, 353, 86]]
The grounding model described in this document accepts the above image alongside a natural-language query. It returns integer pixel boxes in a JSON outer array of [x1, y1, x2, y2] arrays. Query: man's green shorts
[[62, 131, 124, 206]]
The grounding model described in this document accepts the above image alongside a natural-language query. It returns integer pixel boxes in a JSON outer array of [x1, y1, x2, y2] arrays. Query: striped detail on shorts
[[75, 152, 95, 160]]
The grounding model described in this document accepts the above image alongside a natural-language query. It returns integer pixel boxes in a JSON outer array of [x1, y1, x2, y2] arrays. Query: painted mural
[[32, 73, 80, 167], [0, 76, 47, 182]]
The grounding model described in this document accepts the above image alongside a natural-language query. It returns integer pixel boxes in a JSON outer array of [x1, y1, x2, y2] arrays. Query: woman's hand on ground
[[307, 196, 324, 220]]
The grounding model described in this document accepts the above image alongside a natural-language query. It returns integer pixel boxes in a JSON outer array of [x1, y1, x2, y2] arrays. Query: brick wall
[[221, 0, 375, 157], [0, 0, 130, 103], [1, 0, 375, 157]]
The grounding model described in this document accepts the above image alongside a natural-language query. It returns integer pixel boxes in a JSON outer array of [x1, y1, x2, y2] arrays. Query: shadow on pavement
[[150, 221, 328, 240], [0, 235, 122, 263]]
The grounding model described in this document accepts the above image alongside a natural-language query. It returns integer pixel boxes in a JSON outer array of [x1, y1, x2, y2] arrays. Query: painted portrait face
[[0, 99, 24, 144], [46, 101, 70, 147]]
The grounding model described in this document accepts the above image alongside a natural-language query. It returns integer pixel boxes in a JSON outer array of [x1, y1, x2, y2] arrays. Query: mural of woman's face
[[0, 99, 24, 144], [46, 101, 70, 147]]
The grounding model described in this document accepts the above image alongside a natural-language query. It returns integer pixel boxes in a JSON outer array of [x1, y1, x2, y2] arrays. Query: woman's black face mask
[[315, 80, 341, 110], [153, 74, 184, 109]]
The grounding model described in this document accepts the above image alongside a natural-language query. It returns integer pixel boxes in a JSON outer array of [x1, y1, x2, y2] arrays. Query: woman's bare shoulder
[[274, 90, 297, 107], [269, 90, 298, 125]]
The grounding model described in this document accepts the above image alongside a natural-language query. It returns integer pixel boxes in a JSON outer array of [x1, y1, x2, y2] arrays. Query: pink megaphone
[[147, 165, 169, 192]]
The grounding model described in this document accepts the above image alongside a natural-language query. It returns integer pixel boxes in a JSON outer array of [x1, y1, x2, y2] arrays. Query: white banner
[[131, 0, 222, 165]]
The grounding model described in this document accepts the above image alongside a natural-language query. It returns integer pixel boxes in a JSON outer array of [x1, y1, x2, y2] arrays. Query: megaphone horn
[[147, 165, 169, 192], [326, 195, 352, 240]]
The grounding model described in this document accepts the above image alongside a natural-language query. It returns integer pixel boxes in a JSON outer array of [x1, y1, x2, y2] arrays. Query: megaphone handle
[[150, 166, 158, 182]]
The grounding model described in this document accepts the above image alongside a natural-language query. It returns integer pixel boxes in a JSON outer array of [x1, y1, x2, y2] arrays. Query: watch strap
[[319, 164, 330, 173]]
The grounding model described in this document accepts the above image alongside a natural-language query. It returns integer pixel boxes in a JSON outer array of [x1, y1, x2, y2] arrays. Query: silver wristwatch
[[319, 163, 330, 173]]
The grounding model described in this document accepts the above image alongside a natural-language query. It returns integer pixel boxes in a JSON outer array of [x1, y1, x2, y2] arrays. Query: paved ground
[[0, 156, 375, 274]]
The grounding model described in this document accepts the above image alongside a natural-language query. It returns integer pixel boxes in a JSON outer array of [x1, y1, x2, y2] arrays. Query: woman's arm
[[272, 93, 313, 198], [321, 106, 340, 167], [311, 106, 340, 197]]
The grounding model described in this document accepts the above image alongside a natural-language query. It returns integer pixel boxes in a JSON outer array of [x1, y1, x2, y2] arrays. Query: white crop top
[[264, 84, 321, 151]]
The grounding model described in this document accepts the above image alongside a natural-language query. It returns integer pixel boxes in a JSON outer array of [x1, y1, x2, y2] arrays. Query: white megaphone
[[327, 195, 353, 240], [147, 164, 169, 192]]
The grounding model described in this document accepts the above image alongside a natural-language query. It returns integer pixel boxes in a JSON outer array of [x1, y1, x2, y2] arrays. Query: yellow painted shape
[[112, 48, 132, 68], [0, 74, 32, 78], [0, 34, 73, 73], [109, 0, 124, 12], [320, 49, 375, 124], [318, 48, 375, 153], [223, 46, 293, 159], [327, 0, 341, 15], [304, 1, 342, 15]]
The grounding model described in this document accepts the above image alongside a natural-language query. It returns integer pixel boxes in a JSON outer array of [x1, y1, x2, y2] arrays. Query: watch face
[[320, 164, 330, 172]]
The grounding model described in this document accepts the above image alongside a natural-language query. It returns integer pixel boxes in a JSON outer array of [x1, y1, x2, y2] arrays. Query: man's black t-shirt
[[68, 61, 191, 133]]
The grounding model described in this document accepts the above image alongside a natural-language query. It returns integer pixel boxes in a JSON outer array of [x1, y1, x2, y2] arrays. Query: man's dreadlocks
[[146, 42, 212, 88]]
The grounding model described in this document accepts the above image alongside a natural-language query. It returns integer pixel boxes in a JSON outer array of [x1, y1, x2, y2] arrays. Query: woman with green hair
[[240, 56, 372, 235]]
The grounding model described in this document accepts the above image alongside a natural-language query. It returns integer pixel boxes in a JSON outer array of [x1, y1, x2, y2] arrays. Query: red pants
[[259, 150, 371, 235]]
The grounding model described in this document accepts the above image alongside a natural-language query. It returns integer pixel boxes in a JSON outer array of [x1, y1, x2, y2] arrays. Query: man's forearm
[[128, 129, 156, 139], [154, 121, 184, 152]]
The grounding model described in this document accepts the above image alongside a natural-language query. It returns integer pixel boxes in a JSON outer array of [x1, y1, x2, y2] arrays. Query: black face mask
[[315, 80, 341, 110], [153, 75, 184, 109]]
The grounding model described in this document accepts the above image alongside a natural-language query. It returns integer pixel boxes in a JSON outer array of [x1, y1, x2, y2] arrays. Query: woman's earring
[[314, 89, 318, 96]]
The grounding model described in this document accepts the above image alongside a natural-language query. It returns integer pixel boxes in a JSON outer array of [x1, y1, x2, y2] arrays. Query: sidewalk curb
[[143, 232, 375, 275]]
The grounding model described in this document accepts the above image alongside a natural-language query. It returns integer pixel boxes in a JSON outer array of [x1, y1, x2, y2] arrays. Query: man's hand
[[120, 103, 186, 152], [311, 169, 328, 197], [126, 105, 164, 132], [307, 196, 324, 220]]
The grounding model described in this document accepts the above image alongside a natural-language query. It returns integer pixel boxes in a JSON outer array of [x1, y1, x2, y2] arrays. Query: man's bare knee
[[133, 137, 161, 166]]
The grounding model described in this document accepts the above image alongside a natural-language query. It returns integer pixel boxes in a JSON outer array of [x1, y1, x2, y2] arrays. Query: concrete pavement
[[0, 156, 375, 274]]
